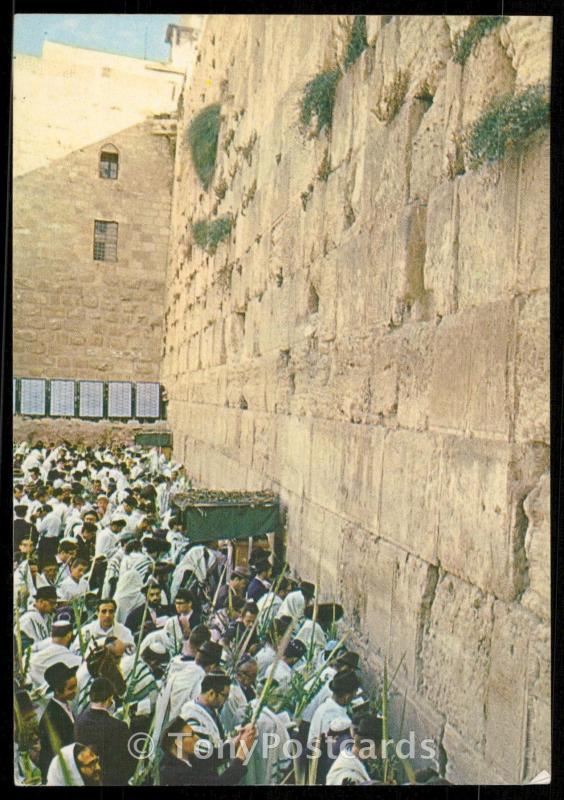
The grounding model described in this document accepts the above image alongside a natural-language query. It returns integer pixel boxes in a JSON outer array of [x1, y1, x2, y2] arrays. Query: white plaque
[[136, 382, 160, 418], [50, 381, 75, 417], [79, 381, 104, 418], [20, 379, 46, 416], [108, 382, 132, 418]]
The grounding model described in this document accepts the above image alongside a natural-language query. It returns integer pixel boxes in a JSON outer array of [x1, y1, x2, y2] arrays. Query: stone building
[[11, 14, 551, 784], [12, 30, 201, 383], [161, 15, 551, 783]]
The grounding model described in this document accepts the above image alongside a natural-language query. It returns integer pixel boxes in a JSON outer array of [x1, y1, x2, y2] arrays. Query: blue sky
[[13, 14, 182, 63]]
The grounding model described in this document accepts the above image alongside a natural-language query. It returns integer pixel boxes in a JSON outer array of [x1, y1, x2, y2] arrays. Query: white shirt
[[58, 575, 90, 601]]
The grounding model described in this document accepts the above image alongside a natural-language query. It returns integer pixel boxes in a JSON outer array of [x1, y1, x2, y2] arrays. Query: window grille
[[93, 220, 118, 261], [99, 151, 119, 179]]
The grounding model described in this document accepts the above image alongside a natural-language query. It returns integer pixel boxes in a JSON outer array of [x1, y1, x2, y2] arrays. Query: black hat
[[352, 712, 383, 741], [299, 581, 316, 599], [285, 639, 307, 660], [35, 585, 58, 601], [44, 662, 78, 690], [329, 670, 362, 695], [336, 651, 360, 671], [197, 641, 223, 666], [174, 588, 195, 603], [14, 504, 29, 514], [305, 602, 344, 625]]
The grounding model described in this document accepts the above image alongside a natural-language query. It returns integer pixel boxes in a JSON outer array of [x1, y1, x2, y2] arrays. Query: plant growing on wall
[[453, 16, 509, 65], [186, 103, 221, 189], [372, 69, 410, 124], [464, 84, 549, 169], [299, 68, 342, 136], [344, 15, 368, 70], [191, 215, 233, 254]]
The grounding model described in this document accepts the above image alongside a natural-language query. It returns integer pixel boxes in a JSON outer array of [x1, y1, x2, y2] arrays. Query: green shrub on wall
[[186, 104, 221, 190], [299, 68, 341, 135], [191, 215, 233, 254], [453, 16, 509, 65], [465, 84, 550, 169], [344, 15, 368, 70]]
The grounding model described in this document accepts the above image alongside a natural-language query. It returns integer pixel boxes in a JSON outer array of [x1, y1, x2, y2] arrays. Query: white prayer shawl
[[70, 619, 134, 655], [102, 548, 124, 597], [264, 659, 293, 690], [152, 655, 189, 747], [178, 700, 223, 748], [301, 666, 337, 723], [121, 551, 155, 584], [275, 589, 305, 620], [58, 576, 90, 601], [28, 641, 82, 691], [170, 546, 216, 598], [325, 747, 371, 785], [95, 528, 118, 557], [255, 643, 277, 680], [37, 511, 62, 539], [14, 561, 35, 604], [256, 592, 282, 627], [46, 743, 85, 786], [220, 681, 248, 735], [173, 663, 206, 719], [120, 654, 159, 709], [295, 619, 327, 653], [307, 696, 351, 748], [18, 609, 51, 645], [113, 568, 144, 624], [164, 615, 190, 655], [243, 706, 292, 786]]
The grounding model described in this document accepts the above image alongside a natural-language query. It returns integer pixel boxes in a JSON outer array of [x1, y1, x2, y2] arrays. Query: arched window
[[99, 144, 119, 179]]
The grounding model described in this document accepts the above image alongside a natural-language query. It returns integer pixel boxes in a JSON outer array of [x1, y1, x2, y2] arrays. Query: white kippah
[[329, 717, 351, 733]]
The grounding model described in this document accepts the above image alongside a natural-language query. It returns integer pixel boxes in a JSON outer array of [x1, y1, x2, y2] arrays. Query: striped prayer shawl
[[121, 655, 158, 706]]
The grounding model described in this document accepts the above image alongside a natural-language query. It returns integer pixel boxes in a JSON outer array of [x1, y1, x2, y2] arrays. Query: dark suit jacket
[[74, 706, 134, 785], [14, 518, 36, 547], [246, 577, 269, 602], [124, 603, 169, 636], [38, 698, 75, 780], [159, 751, 246, 786]]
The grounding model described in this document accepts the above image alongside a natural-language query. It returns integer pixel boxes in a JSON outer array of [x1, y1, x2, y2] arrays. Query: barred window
[[93, 220, 118, 261], [99, 150, 119, 179]]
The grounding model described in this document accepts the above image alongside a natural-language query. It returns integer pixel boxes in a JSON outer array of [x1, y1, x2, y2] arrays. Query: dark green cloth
[[180, 503, 281, 543]]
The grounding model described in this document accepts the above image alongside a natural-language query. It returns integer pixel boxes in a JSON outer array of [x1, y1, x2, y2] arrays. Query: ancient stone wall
[[162, 15, 550, 782], [13, 119, 174, 382]]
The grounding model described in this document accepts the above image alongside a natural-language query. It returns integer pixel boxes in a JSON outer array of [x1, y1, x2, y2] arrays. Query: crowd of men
[[13, 440, 448, 787]]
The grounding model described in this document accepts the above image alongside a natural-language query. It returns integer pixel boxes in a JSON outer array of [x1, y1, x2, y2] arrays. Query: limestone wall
[[161, 15, 551, 782], [13, 119, 174, 382]]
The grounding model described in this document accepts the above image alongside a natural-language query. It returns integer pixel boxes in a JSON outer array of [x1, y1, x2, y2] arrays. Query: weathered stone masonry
[[161, 16, 551, 782]]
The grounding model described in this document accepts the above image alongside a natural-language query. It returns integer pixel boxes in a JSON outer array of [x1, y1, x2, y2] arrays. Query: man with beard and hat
[[164, 588, 201, 655], [221, 601, 261, 657], [124, 580, 169, 638], [38, 662, 79, 780]]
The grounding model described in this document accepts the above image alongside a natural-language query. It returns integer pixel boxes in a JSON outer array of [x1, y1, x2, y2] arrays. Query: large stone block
[[521, 472, 550, 620], [500, 16, 552, 88], [422, 180, 458, 316], [428, 300, 515, 438], [514, 291, 549, 444], [419, 572, 494, 751], [460, 33, 516, 130], [379, 430, 440, 564]]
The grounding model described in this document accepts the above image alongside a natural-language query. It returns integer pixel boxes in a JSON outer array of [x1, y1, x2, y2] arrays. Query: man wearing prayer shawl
[[46, 742, 102, 786], [325, 713, 382, 785]]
